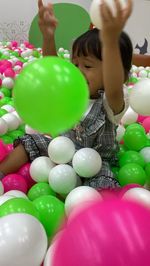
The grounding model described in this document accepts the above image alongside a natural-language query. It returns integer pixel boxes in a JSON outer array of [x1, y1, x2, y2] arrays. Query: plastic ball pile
[[1, 40, 150, 265]]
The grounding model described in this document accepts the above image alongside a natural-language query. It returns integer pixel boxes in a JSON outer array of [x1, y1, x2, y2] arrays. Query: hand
[[38, 0, 58, 39], [100, 0, 133, 42]]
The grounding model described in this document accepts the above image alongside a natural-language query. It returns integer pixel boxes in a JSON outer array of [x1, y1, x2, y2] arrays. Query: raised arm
[[100, 0, 133, 114], [38, 0, 58, 56]]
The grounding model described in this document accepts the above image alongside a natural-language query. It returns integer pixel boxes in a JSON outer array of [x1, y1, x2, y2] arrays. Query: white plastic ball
[[14, 49, 20, 53], [138, 70, 148, 78], [0, 118, 8, 135], [0, 195, 14, 206], [129, 79, 150, 116], [29, 55, 34, 60], [64, 54, 70, 59], [145, 67, 150, 71], [12, 57, 19, 63], [20, 44, 26, 49], [28, 58, 37, 63], [2, 113, 20, 131], [132, 72, 138, 78], [131, 65, 138, 73], [72, 148, 102, 178], [0, 181, 4, 196], [1, 104, 15, 113], [49, 164, 77, 194], [4, 190, 28, 199], [12, 111, 23, 124], [2, 51, 10, 56], [58, 47, 64, 53], [116, 124, 125, 142], [13, 65, 22, 71], [37, 47, 42, 52], [89, 0, 126, 29], [6, 41, 11, 46], [64, 49, 69, 54], [30, 156, 55, 182], [21, 49, 33, 58], [0, 213, 48, 266], [65, 186, 101, 216], [48, 136, 75, 164], [2, 77, 14, 89], [44, 243, 56, 266], [140, 147, 150, 163], [123, 187, 150, 209], [138, 66, 145, 71], [121, 106, 138, 125]]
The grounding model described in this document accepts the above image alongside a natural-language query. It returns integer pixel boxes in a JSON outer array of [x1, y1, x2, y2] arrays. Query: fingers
[[43, 10, 58, 25], [100, 0, 113, 22], [100, 0, 132, 26], [114, 0, 122, 19], [123, 0, 133, 20], [38, 1, 54, 20], [38, 0, 43, 9]]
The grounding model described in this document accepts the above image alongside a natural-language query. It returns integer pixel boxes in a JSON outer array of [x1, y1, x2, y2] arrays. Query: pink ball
[[11, 41, 18, 48], [17, 163, 36, 189], [2, 174, 28, 193], [0, 140, 8, 161], [1, 60, 12, 68], [142, 117, 150, 133], [26, 44, 35, 49], [137, 115, 147, 124], [24, 41, 30, 47], [14, 61, 23, 67], [0, 65, 7, 74], [54, 199, 150, 266], [119, 184, 142, 198], [4, 68, 15, 78]]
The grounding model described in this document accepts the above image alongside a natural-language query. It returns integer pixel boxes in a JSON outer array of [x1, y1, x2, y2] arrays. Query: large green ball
[[124, 128, 147, 151], [0, 198, 39, 220], [33, 195, 65, 237], [28, 182, 56, 201], [118, 163, 147, 186], [119, 150, 145, 168], [14, 56, 89, 137]]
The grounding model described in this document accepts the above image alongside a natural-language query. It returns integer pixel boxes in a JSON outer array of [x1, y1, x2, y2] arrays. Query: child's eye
[[85, 65, 91, 68]]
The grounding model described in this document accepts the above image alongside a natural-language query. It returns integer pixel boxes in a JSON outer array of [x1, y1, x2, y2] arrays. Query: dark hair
[[72, 28, 133, 81]]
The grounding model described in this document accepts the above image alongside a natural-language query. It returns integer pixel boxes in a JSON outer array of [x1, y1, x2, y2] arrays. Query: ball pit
[[0, 39, 150, 265]]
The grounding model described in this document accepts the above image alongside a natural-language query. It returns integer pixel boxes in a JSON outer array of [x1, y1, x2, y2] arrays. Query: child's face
[[72, 55, 103, 98]]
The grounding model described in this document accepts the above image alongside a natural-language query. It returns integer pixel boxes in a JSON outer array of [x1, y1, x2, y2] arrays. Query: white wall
[[125, 0, 150, 54], [0, 0, 149, 53]]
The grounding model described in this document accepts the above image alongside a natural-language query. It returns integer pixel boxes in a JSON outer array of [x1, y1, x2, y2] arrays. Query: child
[[0, 0, 133, 189]]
